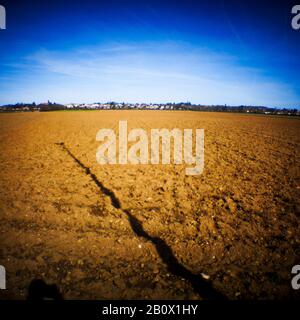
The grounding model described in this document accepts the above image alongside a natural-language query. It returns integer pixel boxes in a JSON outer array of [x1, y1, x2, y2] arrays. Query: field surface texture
[[0, 111, 299, 299]]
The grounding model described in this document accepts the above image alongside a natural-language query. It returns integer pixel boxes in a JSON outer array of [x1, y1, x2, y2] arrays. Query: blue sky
[[0, 0, 299, 107]]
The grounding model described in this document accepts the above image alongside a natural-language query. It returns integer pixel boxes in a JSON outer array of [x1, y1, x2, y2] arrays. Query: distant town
[[0, 101, 299, 116]]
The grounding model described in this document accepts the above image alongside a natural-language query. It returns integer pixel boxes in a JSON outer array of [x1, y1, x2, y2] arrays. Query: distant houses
[[0, 101, 299, 116]]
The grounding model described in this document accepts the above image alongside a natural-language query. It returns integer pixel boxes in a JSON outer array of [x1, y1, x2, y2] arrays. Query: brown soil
[[0, 111, 299, 300]]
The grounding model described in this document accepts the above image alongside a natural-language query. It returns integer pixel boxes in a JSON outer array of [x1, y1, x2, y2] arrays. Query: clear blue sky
[[0, 0, 299, 107]]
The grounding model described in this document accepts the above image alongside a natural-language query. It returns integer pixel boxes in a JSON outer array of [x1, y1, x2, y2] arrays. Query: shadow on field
[[55, 142, 226, 300], [27, 279, 63, 301]]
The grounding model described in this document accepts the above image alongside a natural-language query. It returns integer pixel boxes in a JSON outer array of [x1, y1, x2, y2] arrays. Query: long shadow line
[[55, 142, 226, 300]]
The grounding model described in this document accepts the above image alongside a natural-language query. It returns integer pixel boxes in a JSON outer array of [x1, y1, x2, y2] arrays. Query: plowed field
[[0, 111, 299, 299]]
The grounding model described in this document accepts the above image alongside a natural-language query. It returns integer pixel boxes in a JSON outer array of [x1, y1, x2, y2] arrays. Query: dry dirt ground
[[0, 111, 299, 300]]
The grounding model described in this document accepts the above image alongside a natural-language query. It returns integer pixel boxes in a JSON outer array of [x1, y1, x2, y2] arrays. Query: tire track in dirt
[[138, 119, 191, 221], [237, 128, 300, 148], [55, 142, 226, 300]]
